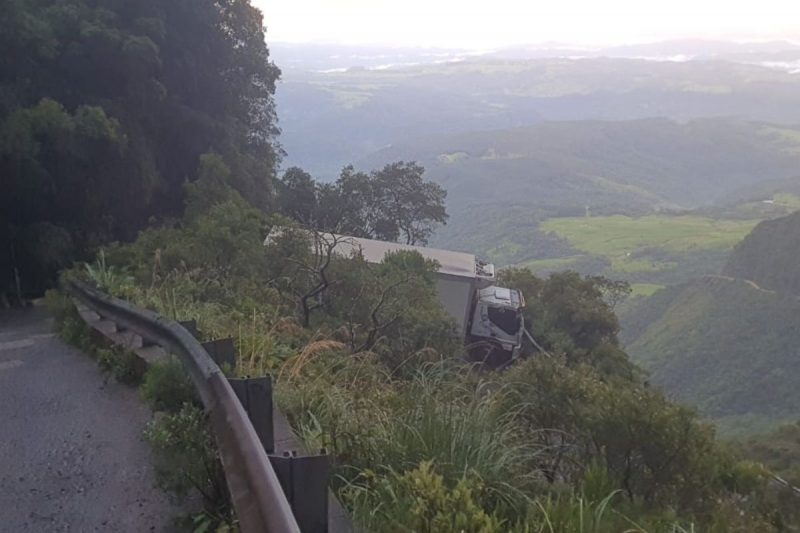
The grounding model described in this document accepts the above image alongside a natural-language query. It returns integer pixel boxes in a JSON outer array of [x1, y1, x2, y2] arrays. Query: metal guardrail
[[771, 474, 800, 496], [68, 280, 301, 533]]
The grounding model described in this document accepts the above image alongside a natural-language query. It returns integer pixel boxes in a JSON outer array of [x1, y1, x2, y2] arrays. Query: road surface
[[0, 306, 182, 532]]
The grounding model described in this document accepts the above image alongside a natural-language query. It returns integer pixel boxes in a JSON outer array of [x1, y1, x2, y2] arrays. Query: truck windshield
[[487, 306, 521, 336]]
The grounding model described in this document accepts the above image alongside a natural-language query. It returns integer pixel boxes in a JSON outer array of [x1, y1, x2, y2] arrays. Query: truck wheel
[[465, 339, 510, 368]]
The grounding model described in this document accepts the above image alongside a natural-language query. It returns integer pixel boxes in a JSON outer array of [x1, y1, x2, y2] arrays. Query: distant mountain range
[[360, 118, 800, 211], [271, 39, 800, 73], [275, 53, 800, 178]]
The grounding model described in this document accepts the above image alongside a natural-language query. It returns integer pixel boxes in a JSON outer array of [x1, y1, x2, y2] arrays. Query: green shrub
[[141, 358, 197, 413], [527, 491, 628, 533], [58, 312, 93, 351], [499, 357, 723, 510], [346, 460, 506, 533], [96, 346, 144, 385], [46, 288, 94, 351], [83, 249, 135, 298], [44, 288, 75, 323], [144, 404, 231, 524]]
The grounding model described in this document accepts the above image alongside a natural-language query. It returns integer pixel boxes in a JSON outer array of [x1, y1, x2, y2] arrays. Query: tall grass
[[277, 356, 543, 520], [379, 369, 541, 510], [236, 309, 307, 376]]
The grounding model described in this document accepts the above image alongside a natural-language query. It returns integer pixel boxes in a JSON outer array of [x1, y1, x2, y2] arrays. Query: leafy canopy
[[277, 161, 448, 246], [1, 0, 280, 298]]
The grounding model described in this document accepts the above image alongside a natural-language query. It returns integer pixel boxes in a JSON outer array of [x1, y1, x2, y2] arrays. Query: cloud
[[256, 0, 800, 48]]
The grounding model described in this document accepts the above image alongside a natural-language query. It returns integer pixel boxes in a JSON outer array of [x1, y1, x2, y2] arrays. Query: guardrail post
[[178, 320, 199, 337], [229, 376, 275, 454], [202, 337, 236, 370], [269, 451, 330, 533]]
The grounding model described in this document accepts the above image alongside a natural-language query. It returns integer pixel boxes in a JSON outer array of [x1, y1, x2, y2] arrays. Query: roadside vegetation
[[48, 169, 799, 531]]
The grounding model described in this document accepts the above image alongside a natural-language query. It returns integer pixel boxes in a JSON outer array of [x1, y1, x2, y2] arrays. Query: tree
[[275, 161, 449, 246], [498, 268, 634, 377], [327, 250, 457, 358], [1, 99, 127, 298], [333, 165, 388, 239], [277, 167, 319, 226], [374, 161, 448, 245], [501, 356, 724, 510], [264, 228, 350, 327], [263, 228, 458, 360], [0, 0, 281, 300], [184, 152, 236, 222]]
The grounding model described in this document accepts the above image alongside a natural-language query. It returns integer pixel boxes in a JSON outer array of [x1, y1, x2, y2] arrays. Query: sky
[[255, 0, 800, 49]]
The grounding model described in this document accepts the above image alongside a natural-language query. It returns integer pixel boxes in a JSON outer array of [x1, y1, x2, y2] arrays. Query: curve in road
[[0, 306, 182, 532]]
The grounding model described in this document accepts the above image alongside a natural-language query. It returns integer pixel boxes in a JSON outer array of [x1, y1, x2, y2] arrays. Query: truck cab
[[467, 285, 525, 365]]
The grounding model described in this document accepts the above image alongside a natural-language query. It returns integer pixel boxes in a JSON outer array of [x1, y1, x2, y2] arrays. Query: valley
[[274, 46, 800, 439]]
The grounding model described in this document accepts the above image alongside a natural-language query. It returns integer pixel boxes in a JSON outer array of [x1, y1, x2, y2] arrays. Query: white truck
[[268, 230, 526, 363]]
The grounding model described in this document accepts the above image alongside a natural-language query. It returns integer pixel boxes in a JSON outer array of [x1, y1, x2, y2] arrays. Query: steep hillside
[[625, 276, 800, 436], [723, 211, 800, 295], [623, 210, 800, 435], [432, 205, 577, 266]]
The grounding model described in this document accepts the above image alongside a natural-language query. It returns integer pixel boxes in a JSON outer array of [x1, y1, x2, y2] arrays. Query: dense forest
[[4, 0, 800, 530], [1, 0, 280, 299]]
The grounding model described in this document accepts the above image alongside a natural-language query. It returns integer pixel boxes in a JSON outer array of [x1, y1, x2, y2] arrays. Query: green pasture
[[540, 215, 758, 273]]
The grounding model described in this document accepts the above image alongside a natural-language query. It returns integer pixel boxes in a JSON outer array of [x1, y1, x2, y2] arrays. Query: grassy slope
[[625, 276, 800, 436]]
